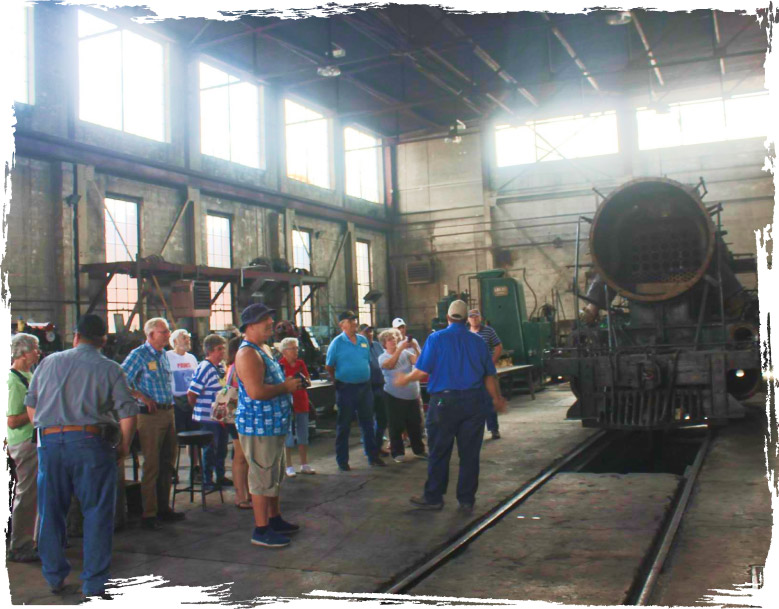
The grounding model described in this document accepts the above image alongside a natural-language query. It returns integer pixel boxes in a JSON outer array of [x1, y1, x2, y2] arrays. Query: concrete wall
[[6, 4, 389, 344]]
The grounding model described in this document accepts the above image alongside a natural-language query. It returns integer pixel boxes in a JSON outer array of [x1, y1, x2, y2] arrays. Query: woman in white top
[[378, 329, 427, 462]]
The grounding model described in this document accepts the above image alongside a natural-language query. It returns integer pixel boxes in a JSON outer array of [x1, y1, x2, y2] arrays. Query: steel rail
[[632, 432, 712, 605], [381, 429, 609, 594]]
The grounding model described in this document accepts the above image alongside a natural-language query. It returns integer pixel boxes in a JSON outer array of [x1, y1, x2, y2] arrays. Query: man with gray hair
[[7, 332, 41, 563], [122, 317, 183, 530]]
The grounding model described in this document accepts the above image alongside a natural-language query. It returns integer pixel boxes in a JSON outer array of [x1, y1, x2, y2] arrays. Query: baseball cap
[[468, 309, 481, 317], [76, 314, 107, 340], [391, 318, 406, 328], [447, 300, 468, 321], [358, 323, 373, 332], [239, 303, 275, 332], [338, 310, 358, 322]]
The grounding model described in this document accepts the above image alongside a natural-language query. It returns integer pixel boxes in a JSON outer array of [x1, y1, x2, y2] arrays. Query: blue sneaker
[[269, 516, 300, 534], [251, 527, 290, 548]]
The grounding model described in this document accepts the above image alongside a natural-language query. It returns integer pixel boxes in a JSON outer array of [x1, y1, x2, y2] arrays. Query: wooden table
[[496, 364, 536, 400]]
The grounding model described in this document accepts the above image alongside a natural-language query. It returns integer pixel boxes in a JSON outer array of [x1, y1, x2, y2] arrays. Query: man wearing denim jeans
[[25, 315, 137, 599], [325, 311, 386, 471], [396, 300, 506, 511]]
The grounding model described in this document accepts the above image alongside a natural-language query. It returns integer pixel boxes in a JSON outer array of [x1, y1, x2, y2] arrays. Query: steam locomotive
[[544, 177, 761, 429]]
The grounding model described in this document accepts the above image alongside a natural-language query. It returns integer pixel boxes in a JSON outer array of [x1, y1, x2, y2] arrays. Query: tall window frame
[[206, 214, 233, 331], [355, 240, 373, 326], [77, 9, 167, 142], [292, 228, 313, 328], [198, 60, 262, 168], [344, 126, 383, 204], [104, 197, 140, 333], [284, 98, 331, 189], [13, 4, 34, 105]]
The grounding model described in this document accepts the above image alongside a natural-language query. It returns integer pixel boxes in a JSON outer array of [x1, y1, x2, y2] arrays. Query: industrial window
[[356, 240, 373, 326], [13, 4, 33, 105], [199, 62, 261, 168], [345, 127, 382, 203], [285, 99, 330, 189], [104, 198, 140, 333], [495, 111, 618, 167], [291, 229, 313, 327], [206, 214, 233, 331], [636, 92, 769, 150], [77, 10, 165, 142]]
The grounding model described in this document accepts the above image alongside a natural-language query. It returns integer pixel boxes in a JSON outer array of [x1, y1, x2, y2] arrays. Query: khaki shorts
[[238, 434, 286, 497]]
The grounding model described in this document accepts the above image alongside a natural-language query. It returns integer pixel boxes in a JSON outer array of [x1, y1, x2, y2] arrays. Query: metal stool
[[172, 430, 223, 510]]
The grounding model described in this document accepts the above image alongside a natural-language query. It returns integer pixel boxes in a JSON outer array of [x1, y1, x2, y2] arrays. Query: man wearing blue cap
[[326, 311, 386, 471], [234, 303, 303, 548]]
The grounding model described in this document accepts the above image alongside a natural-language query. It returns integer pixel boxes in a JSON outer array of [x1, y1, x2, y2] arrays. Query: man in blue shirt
[[396, 300, 506, 511], [325, 311, 386, 471], [122, 317, 183, 530]]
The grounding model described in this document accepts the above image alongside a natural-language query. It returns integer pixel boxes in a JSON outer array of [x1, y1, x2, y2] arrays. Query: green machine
[[477, 270, 552, 369]]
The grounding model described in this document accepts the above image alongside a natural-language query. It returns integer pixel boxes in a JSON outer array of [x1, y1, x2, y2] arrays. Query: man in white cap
[[396, 300, 506, 512], [391, 318, 421, 357]]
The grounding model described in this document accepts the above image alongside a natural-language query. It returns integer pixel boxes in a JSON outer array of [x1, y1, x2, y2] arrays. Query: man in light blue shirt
[[325, 311, 386, 471]]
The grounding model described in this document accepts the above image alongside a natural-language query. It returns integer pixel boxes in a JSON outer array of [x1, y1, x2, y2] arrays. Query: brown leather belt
[[42, 425, 102, 436]]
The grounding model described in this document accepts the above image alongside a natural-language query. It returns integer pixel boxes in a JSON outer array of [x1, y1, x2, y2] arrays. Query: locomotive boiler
[[544, 177, 760, 430]]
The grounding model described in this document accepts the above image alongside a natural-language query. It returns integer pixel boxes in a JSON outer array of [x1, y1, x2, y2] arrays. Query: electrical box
[[170, 280, 212, 318]]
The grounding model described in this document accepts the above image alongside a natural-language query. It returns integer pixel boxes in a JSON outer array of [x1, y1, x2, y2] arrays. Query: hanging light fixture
[[444, 119, 466, 144], [317, 65, 341, 77]]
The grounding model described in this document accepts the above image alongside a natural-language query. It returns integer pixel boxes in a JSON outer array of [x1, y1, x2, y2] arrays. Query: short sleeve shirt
[[325, 332, 371, 384], [278, 358, 310, 414], [415, 322, 497, 394], [7, 370, 33, 446], [378, 350, 420, 401], [473, 325, 502, 354], [188, 360, 225, 422], [166, 351, 198, 397], [121, 342, 174, 405]]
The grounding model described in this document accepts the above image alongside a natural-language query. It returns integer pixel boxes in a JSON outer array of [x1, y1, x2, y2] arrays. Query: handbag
[[210, 366, 238, 424]]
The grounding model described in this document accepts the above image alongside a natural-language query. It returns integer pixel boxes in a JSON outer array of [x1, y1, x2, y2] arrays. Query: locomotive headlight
[[735, 369, 746, 378]]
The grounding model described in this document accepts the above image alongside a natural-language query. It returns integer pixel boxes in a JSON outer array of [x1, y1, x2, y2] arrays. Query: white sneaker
[[285, 466, 297, 478], [393, 455, 405, 463], [300, 464, 316, 475]]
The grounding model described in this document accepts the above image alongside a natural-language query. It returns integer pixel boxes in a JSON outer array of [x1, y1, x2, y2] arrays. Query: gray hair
[[203, 334, 227, 355], [169, 328, 191, 349], [280, 337, 299, 351], [11, 333, 39, 361], [378, 328, 401, 348], [144, 317, 169, 336]]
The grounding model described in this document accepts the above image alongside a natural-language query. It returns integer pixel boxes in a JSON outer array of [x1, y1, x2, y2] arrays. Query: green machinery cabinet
[[478, 272, 528, 365]]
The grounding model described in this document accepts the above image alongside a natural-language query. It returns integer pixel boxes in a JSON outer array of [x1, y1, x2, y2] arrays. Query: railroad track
[[379, 427, 712, 604]]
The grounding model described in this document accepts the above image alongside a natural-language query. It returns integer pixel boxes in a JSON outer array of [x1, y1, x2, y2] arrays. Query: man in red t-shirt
[[278, 337, 315, 476]]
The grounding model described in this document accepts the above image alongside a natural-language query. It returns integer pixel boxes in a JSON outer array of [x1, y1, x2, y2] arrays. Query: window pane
[[285, 98, 330, 189], [122, 31, 165, 141], [356, 241, 372, 326], [13, 4, 30, 104], [206, 215, 231, 268], [725, 93, 769, 140], [200, 85, 230, 161], [495, 125, 536, 167], [78, 10, 117, 38], [210, 283, 233, 331], [292, 229, 311, 271], [229, 81, 260, 168], [679, 98, 726, 146], [79, 31, 123, 130], [345, 127, 381, 203], [199, 62, 229, 88], [104, 198, 139, 333]]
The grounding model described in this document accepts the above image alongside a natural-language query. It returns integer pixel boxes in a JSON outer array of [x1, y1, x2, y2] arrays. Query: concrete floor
[[6, 387, 772, 605]]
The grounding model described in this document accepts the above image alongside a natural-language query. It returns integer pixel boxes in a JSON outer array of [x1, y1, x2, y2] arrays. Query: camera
[[296, 371, 311, 389]]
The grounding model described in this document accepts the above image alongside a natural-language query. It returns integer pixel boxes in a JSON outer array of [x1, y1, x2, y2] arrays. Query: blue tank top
[[235, 340, 292, 437]]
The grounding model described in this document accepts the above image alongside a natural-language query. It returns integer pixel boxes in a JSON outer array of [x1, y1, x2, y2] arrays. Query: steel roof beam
[[425, 6, 539, 107], [541, 14, 601, 92], [630, 11, 665, 87]]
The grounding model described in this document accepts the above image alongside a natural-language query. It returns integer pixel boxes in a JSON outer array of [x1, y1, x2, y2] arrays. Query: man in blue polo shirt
[[396, 300, 506, 511], [325, 311, 386, 471]]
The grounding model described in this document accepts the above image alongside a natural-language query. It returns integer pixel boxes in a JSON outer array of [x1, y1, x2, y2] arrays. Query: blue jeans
[[485, 403, 499, 433], [335, 381, 378, 467], [199, 421, 229, 483], [423, 388, 488, 505], [37, 430, 117, 596]]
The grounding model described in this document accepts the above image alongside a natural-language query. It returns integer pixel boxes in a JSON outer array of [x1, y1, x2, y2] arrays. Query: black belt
[[139, 402, 173, 414]]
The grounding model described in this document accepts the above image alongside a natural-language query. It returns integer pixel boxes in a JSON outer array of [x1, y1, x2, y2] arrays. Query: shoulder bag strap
[[10, 368, 29, 389]]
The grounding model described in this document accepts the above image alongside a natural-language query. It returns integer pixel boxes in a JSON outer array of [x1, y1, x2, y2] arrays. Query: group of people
[[6, 298, 508, 597]]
